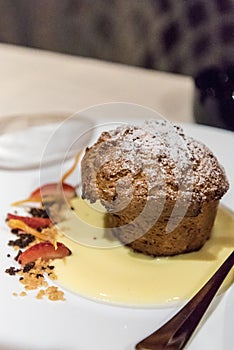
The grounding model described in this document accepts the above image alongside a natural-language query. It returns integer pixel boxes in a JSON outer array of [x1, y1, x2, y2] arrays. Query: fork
[[136, 250, 234, 350]]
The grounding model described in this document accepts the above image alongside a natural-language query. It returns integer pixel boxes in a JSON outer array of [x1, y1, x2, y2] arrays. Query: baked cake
[[81, 120, 229, 256]]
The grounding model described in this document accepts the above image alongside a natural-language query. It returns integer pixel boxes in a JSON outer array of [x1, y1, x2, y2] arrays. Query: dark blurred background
[[0, 0, 233, 76]]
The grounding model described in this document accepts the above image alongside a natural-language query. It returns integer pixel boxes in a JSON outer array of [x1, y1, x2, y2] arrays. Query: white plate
[[0, 105, 233, 350]]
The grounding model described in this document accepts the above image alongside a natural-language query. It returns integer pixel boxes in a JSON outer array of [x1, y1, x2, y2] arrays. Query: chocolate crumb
[[8, 233, 35, 248], [15, 250, 22, 261], [23, 262, 35, 273], [5, 267, 21, 276], [11, 228, 19, 234], [29, 207, 49, 218]]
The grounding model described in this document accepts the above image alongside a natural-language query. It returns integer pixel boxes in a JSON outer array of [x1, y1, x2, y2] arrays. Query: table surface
[[0, 43, 193, 123]]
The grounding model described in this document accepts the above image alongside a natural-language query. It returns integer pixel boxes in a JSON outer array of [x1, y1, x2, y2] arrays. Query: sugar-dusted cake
[[81, 120, 229, 256]]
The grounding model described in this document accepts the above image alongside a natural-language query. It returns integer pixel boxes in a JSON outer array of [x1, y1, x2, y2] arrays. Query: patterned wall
[[0, 0, 233, 76]]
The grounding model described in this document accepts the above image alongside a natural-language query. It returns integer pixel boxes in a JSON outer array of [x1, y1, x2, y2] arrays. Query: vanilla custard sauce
[[53, 198, 234, 306]]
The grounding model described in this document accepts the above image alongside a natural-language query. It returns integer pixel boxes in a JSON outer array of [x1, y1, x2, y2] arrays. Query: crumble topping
[[5, 212, 66, 302]]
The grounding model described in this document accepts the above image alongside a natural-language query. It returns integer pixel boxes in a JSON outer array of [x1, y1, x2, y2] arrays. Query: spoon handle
[[136, 250, 234, 350]]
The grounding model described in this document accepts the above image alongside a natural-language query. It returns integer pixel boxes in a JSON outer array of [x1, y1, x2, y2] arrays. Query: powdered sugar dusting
[[82, 119, 229, 205], [105, 120, 191, 192]]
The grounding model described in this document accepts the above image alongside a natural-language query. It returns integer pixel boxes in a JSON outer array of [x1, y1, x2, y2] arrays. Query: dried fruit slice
[[7, 219, 56, 244], [61, 152, 80, 183], [7, 213, 52, 229], [12, 182, 76, 206], [12, 153, 80, 206], [17, 241, 71, 265], [31, 183, 76, 201]]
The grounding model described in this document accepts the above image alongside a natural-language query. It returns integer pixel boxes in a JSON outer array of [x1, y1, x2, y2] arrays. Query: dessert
[[3, 136, 233, 305], [5, 180, 75, 301], [81, 120, 229, 256]]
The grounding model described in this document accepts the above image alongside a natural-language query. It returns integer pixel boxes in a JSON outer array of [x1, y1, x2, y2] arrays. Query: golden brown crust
[[107, 200, 218, 256], [82, 122, 229, 206]]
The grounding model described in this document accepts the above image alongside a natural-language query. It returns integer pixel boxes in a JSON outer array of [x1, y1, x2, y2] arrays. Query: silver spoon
[[136, 250, 234, 350]]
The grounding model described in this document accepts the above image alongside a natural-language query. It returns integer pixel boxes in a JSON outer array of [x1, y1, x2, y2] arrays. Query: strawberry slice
[[17, 241, 71, 265], [7, 213, 52, 229], [31, 183, 76, 201], [12, 182, 76, 206]]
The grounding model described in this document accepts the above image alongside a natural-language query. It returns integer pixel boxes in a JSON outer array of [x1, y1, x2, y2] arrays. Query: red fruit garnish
[[17, 242, 71, 265], [31, 183, 76, 201], [12, 182, 76, 206], [12, 153, 80, 206], [7, 214, 52, 229]]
